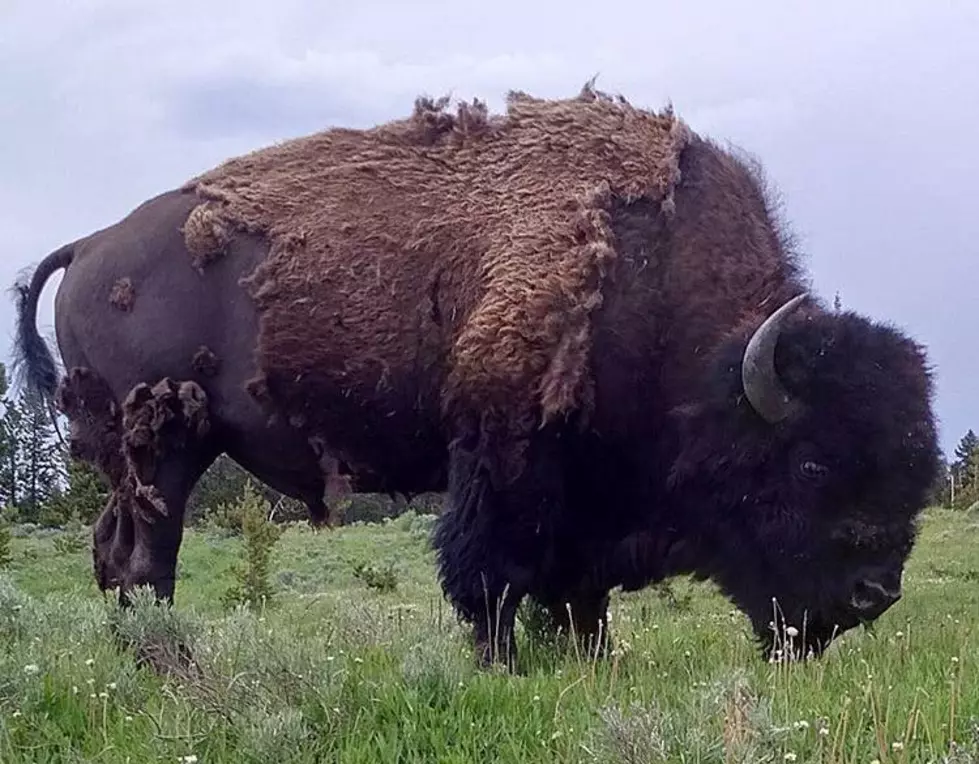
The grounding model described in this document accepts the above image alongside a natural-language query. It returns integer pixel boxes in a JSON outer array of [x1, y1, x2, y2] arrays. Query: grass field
[[1, 507, 978, 763]]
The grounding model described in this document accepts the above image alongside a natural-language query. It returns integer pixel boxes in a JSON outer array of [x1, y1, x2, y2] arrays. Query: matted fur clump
[[181, 84, 691, 441]]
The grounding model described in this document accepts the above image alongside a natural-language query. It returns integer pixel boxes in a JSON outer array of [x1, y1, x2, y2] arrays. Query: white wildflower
[[23, 664, 39, 675]]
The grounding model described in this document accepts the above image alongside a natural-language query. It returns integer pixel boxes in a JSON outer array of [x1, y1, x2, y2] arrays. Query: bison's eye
[[799, 460, 830, 482]]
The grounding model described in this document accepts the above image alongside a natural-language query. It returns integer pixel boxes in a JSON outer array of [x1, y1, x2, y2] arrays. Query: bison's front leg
[[433, 421, 567, 671], [539, 590, 612, 659]]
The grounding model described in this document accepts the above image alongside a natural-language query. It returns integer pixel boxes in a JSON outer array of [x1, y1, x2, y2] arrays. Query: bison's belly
[[260, 356, 449, 495]]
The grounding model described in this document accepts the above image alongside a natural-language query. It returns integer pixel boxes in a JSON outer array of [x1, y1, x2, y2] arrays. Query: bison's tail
[[10, 243, 74, 405]]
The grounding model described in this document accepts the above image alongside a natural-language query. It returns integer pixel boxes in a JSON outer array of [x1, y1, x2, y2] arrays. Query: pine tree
[[952, 430, 979, 501], [13, 388, 65, 523], [949, 430, 979, 510], [954, 430, 978, 476], [43, 455, 110, 526], [0, 364, 19, 510]]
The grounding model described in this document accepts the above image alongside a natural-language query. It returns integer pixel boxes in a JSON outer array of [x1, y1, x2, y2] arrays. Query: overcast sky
[[0, 0, 974, 456]]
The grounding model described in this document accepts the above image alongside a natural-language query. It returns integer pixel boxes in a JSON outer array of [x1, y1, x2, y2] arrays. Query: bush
[[221, 481, 283, 612], [352, 560, 399, 593], [51, 515, 87, 555]]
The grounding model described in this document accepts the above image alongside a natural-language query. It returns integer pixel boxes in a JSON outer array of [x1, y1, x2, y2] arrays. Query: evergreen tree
[[13, 388, 65, 522], [953, 430, 978, 484], [0, 364, 20, 509], [949, 430, 979, 510], [42, 455, 110, 526]]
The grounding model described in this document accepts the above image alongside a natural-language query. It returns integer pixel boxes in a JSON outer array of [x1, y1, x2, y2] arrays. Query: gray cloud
[[0, 0, 974, 453]]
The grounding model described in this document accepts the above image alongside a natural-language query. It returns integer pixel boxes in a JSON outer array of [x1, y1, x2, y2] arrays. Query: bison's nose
[[849, 577, 902, 620]]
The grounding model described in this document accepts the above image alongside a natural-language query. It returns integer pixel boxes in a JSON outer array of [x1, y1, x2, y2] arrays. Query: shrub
[[221, 481, 283, 612], [352, 560, 399, 593], [51, 514, 87, 555]]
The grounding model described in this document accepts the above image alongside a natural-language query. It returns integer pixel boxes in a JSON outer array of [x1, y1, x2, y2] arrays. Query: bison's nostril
[[850, 578, 902, 617]]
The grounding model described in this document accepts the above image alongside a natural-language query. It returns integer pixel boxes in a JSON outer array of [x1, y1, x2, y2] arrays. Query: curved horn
[[741, 293, 808, 424]]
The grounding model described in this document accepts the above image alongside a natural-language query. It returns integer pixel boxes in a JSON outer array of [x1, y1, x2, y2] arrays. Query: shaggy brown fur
[[121, 378, 210, 497], [182, 84, 691, 472], [191, 346, 221, 377], [182, 203, 232, 271], [109, 277, 135, 312], [55, 367, 126, 484]]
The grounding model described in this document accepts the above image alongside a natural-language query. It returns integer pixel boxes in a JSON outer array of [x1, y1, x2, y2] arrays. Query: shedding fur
[[182, 203, 232, 270], [55, 367, 126, 483], [181, 84, 691, 465], [109, 277, 135, 312], [120, 378, 211, 518]]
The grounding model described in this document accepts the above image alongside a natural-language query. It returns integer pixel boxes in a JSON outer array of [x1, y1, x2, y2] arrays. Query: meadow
[[1, 507, 978, 763]]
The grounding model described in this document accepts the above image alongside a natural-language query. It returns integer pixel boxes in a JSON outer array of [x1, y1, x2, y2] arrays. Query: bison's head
[[669, 294, 940, 659]]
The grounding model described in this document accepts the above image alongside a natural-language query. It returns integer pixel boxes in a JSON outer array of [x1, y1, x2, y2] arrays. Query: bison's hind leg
[[54, 368, 131, 593], [111, 378, 218, 604]]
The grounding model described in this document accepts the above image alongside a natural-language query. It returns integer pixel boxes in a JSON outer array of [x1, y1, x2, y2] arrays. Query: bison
[[12, 85, 939, 669]]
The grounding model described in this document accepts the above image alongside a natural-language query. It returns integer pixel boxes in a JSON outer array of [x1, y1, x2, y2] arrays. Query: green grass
[[1, 508, 979, 762]]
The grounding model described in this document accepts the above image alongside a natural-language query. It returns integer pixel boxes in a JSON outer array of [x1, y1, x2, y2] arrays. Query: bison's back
[[179, 88, 691, 468]]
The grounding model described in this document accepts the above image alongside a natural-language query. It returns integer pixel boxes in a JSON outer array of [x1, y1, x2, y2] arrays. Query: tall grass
[[0, 508, 977, 762]]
